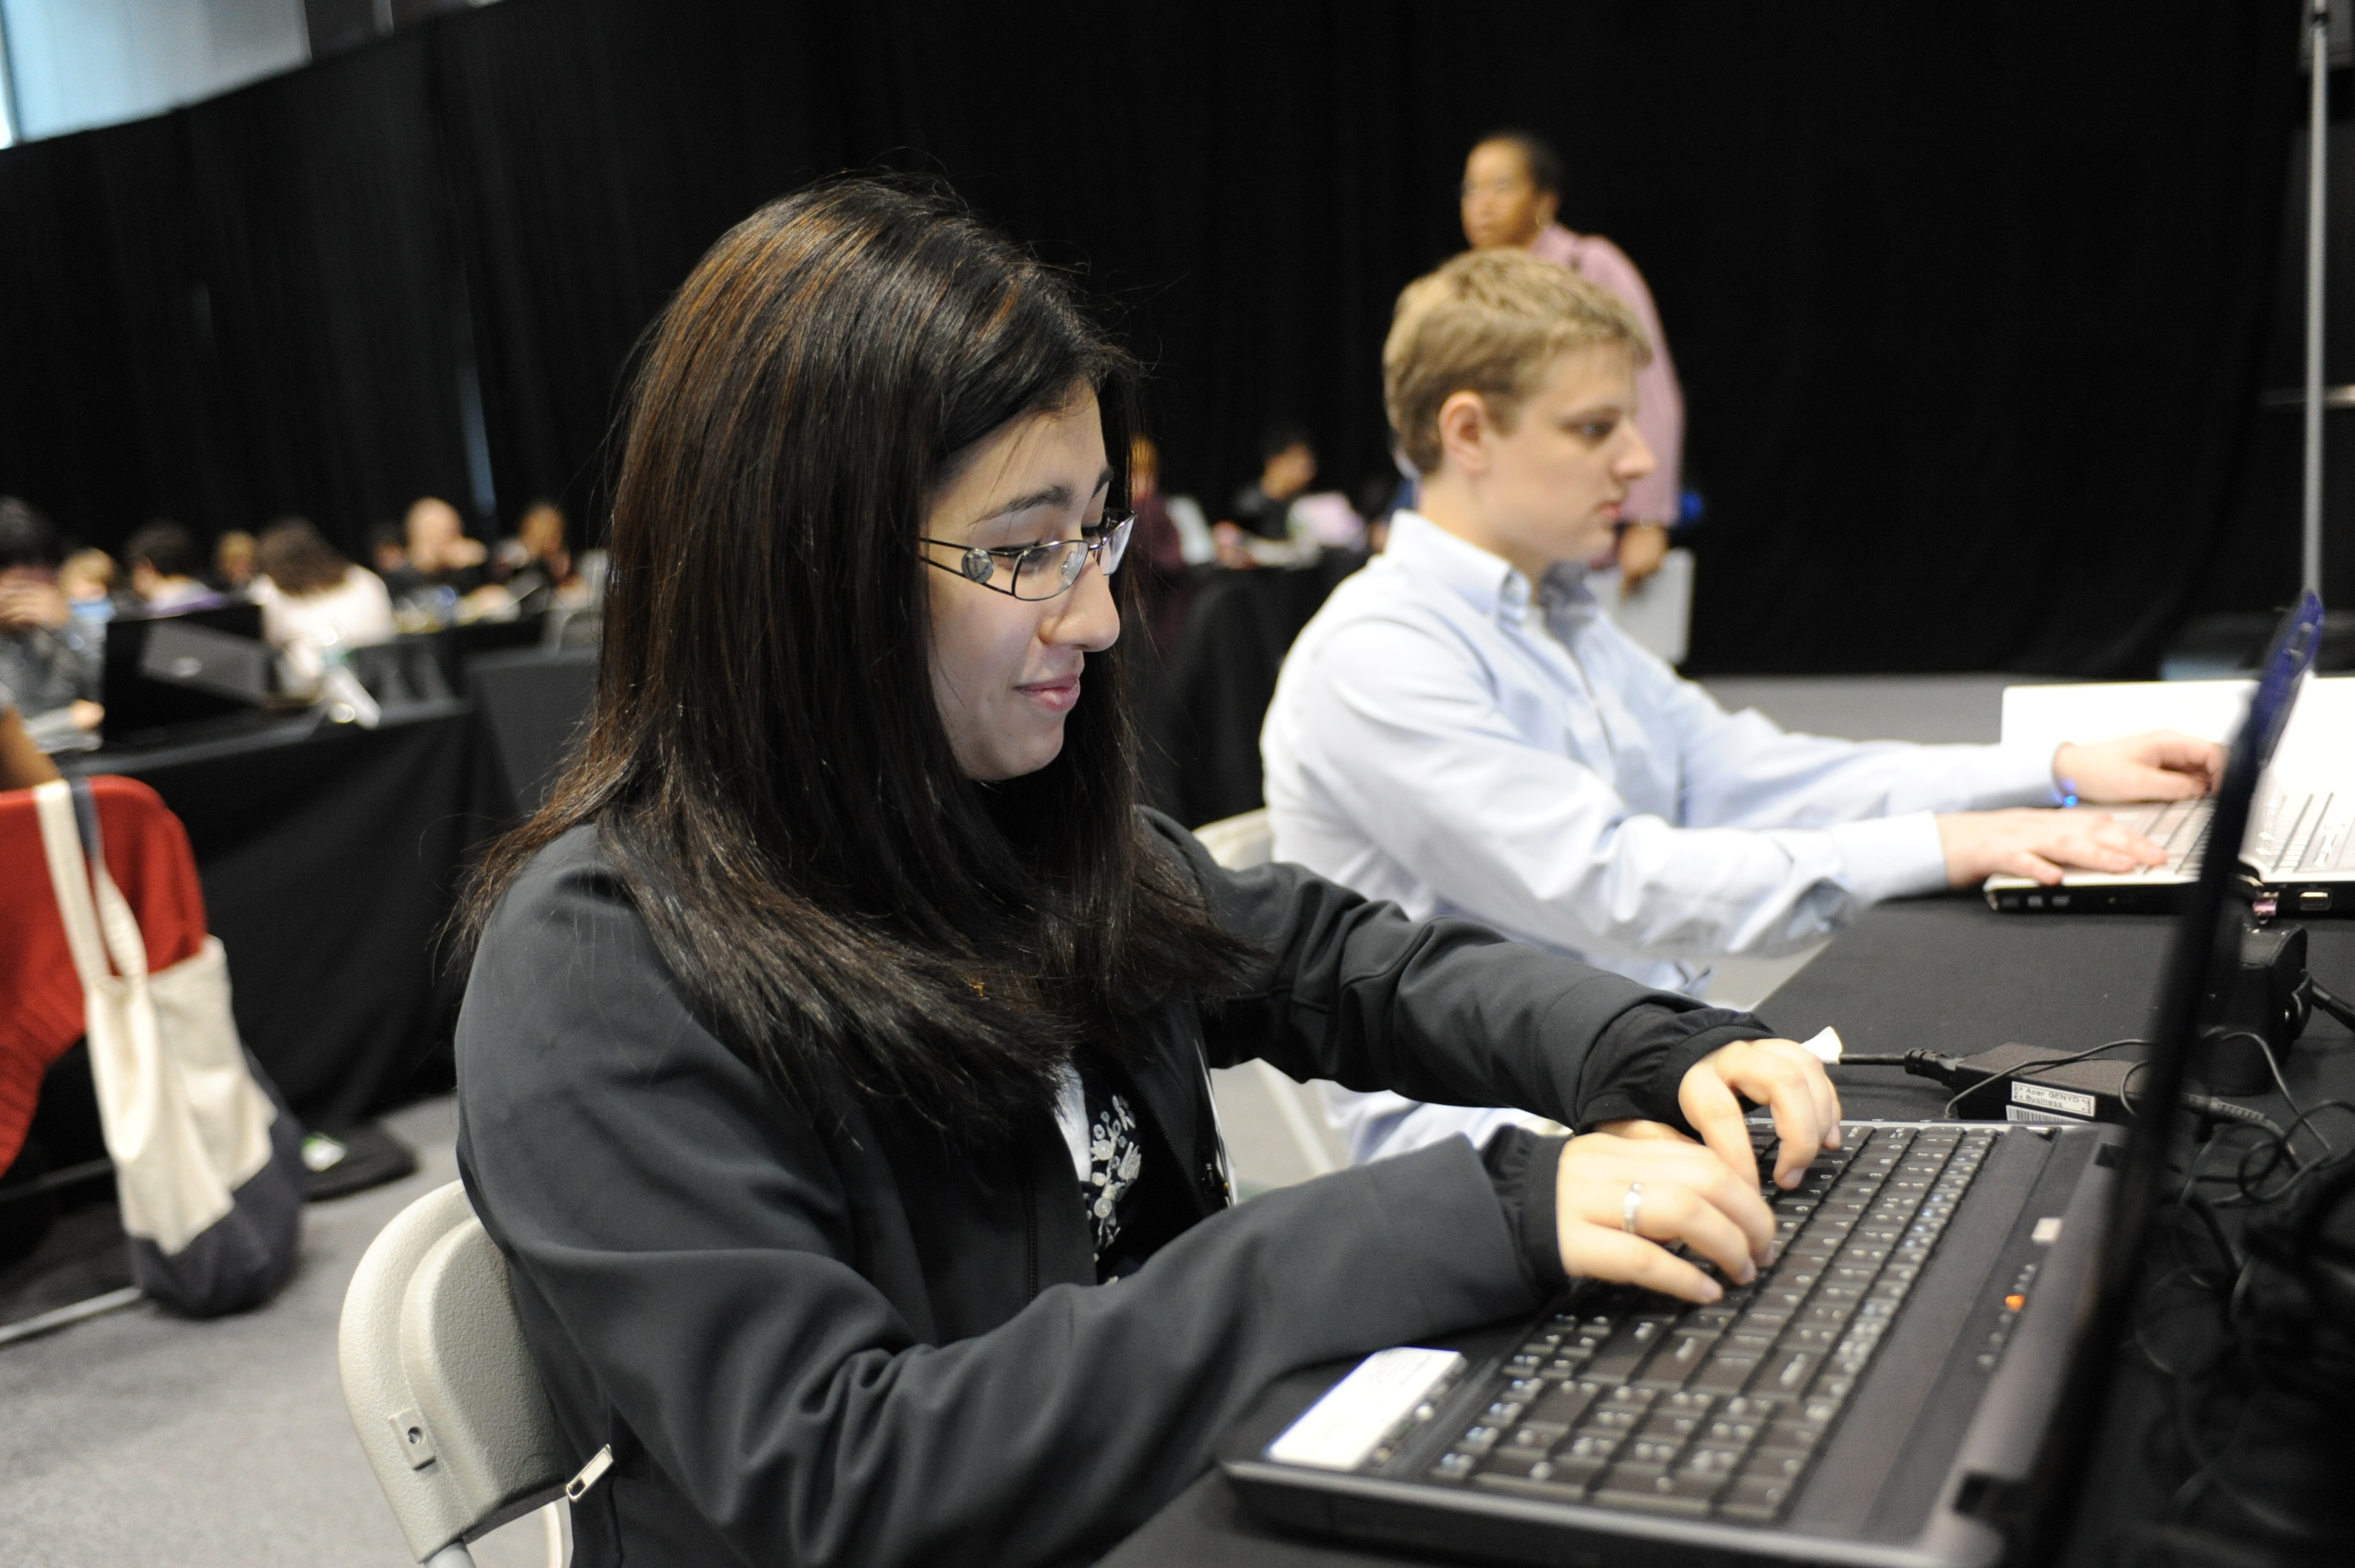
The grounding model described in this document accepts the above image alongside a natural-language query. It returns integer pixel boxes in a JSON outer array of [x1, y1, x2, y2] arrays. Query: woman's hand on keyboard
[[1935, 807, 2166, 886], [1677, 1037, 1843, 1192], [1552, 1130, 1776, 1302], [2052, 730, 2225, 802]]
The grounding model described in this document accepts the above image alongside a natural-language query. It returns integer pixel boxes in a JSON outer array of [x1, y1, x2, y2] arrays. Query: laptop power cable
[[1838, 1042, 2285, 1137]]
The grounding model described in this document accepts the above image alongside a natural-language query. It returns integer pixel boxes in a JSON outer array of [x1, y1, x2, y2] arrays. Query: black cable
[[2305, 976, 2355, 1035]]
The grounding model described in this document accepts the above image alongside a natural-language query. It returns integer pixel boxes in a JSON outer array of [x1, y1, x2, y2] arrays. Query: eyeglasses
[[919, 511, 1135, 601]]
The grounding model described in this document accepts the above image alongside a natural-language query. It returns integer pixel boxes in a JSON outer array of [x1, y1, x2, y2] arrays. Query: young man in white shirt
[[1260, 249, 2223, 1165]]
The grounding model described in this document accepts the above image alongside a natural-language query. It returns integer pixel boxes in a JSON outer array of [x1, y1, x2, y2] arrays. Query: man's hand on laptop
[[1937, 808, 2167, 887], [2051, 729, 2225, 802]]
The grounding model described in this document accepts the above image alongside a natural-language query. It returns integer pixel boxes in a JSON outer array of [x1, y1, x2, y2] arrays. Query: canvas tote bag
[[33, 779, 304, 1316]]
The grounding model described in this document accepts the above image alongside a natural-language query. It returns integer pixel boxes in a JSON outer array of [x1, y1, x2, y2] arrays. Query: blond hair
[[1383, 248, 1652, 476]]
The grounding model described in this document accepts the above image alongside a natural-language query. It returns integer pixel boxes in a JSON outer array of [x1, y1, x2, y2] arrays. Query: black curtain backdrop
[[0, 0, 2305, 675]]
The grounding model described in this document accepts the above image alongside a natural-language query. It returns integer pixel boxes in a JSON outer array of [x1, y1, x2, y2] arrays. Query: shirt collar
[[1382, 510, 1537, 626]]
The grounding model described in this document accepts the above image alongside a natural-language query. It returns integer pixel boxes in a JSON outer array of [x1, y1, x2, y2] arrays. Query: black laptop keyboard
[[1426, 1123, 1997, 1523]]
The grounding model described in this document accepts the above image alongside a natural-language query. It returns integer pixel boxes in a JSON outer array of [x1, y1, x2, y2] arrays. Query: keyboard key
[[1718, 1473, 1797, 1520], [1689, 1356, 1760, 1395], [1527, 1382, 1599, 1427], [1594, 1465, 1726, 1515], [1768, 1351, 1821, 1393], [1705, 1416, 1762, 1446], [1584, 1316, 1675, 1384], [1639, 1409, 1710, 1442], [1680, 1444, 1748, 1476], [1635, 1330, 1720, 1389], [1432, 1451, 1476, 1481], [1561, 1430, 1624, 1463], [1480, 1447, 1555, 1479], [1457, 1425, 1502, 1453], [1475, 1464, 1598, 1502]]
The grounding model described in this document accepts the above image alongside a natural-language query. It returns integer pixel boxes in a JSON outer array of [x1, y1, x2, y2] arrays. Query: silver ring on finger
[[1622, 1181, 1643, 1234]]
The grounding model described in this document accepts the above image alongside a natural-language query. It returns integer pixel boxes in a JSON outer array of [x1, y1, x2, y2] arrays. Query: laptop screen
[[2019, 590, 2322, 1561]]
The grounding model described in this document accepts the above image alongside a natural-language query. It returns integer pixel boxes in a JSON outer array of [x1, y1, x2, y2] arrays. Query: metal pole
[[2305, 0, 2331, 601]]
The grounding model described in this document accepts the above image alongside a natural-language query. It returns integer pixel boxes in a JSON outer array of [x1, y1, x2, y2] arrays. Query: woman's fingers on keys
[[1754, 1038, 1842, 1149], [1683, 1040, 1837, 1189], [1558, 1226, 1723, 1305], [1677, 1064, 1763, 1191], [1561, 1133, 1773, 1270], [1626, 1175, 1762, 1283]]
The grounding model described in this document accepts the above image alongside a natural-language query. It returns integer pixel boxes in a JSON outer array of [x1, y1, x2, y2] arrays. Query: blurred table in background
[[1151, 555, 1365, 827], [63, 703, 509, 1128]]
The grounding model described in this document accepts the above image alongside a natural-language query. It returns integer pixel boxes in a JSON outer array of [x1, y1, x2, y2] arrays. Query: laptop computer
[[1221, 592, 2321, 1568], [1985, 659, 2353, 916], [101, 602, 277, 745]]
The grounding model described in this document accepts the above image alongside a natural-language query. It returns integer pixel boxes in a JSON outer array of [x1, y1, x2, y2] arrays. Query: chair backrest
[[1192, 808, 1274, 871], [341, 1180, 570, 1564]]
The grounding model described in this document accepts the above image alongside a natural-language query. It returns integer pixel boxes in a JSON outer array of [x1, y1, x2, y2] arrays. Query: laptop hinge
[[1953, 1470, 2031, 1527]]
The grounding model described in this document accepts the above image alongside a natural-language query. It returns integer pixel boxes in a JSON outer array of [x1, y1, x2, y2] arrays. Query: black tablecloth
[[464, 646, 597, 814], [63, 702, 511, 1126], [1106, 896, 2355, 1566], [1153, 555, 1365, 827]]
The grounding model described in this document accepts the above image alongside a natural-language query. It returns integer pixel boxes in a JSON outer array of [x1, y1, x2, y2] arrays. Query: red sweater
[[0, 777, 209, 1172]]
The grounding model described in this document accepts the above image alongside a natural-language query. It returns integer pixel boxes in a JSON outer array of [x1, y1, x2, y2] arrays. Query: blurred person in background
[[59, 548, 123, 624], [387, 496, 490, 599], [251, 518, 396, 689], [1214, 422, 1320, 569], [0, 498, 102, 740], [370, 524, 409, 580], [0, 700, 63, 790], [124, 521, 223, 613], [213, 529, 257, 594], [496, 499, 581, 614], [1462, 129, 1684, 592], [1126, 436, 1194, 655]]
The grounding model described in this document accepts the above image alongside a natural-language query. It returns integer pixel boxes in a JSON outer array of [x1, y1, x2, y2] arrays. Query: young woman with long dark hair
[[455, 178, 1842, 1567]]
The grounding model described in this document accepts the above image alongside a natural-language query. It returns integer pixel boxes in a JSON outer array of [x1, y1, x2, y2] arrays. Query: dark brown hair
[[464, 178, 1245, 1132], [255, 518, 351, 597], [125, 520, 199, 580]]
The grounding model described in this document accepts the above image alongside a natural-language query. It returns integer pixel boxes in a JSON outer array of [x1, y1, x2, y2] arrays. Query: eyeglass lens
[[1010, 514, 1133, 599]]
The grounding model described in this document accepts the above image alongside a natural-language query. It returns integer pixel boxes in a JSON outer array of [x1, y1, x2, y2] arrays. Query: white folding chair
[[1191, 807, 1274, 871], [340, 1180, 575, 1567]]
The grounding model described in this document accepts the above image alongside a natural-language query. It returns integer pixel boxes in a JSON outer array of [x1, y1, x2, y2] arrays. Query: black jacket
[[454, 814, 1761, 1567]]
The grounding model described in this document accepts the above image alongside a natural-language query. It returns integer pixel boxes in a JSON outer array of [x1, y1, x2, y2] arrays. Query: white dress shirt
[[1261, 511, 2058, 1163]]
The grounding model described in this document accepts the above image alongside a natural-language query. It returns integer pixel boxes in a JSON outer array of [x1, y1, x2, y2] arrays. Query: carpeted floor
[[0, 673, 2018, 1565], [0, 1096, 552, 1568]]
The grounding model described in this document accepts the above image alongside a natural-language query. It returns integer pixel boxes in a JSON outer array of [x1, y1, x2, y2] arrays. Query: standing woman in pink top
[[1459, 130, 1686, 589]]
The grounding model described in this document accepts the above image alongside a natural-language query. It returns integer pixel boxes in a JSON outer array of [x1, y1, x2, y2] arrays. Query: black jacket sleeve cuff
[[1576, 1007, 1774, 1136], [1481, 1127, 1570, 1294]]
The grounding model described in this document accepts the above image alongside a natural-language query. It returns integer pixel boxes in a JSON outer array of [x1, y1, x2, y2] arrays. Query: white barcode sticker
[[2012, 1082, 2098, 1119], [1266, 1347, 1467, 1471]]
